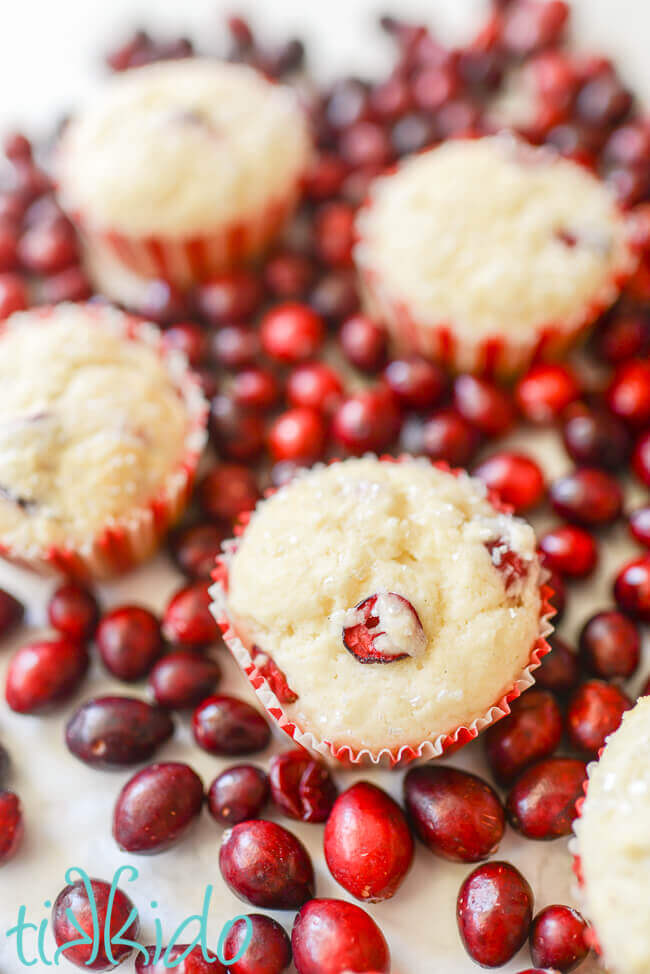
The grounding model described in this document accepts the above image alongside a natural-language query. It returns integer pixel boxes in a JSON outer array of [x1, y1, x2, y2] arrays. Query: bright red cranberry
[[629, 505, 650, 547], [515, 364, 580, 424], [457, 861, 534, 967], [193, 695, 270, 756], [113, 761, 204, 854], [342, 592, 425, 664], [47, 583, 99, 642], [507, 757, 587, 840], [149, 652, 220, 710], [339, 314, 388, 373], [0, 272, 28, 318], [633, 430, 650, 486], [309, 270, 359, 323], [561, 405, 631, 469], [331, 388, 401, 453], [412, 62, 459, 111], [607, 359, 650, 427], [549, 468, 622, 527], [162, 321, 208, 367], [0, 791, 23, 864], [453, 375, 514, 436], [210, 326, 260, 370], [198, 464, 259, 523], [474, 452, 545, 513], [65, 696, 174, 768], [220, 820, 314, 909], [52, 877, 139, 970], [140, 280, 188, 324], [567, 679, 632, 755], [162, 582, 219, 650], [484, 689, 563, 785], [231, 367, 279, 412], [260, 303, 324, 364], [529, 905, 589, 972], [383, 357, 447, 411], [97, 606, 163, 682], [169, 521, 227, 580], [222, 914, 291, 974], [207, 765, 270, 825], [535, 636, 579, 695], [404, 766, 504, 863], [209, 395, 265, 462], [305, 153, 348, 201], [415, 409, 480, 465], [370, 75, 412, 120], [0, 587, 24, 639], [265, 251, 314, 299], [6, 637, 89, 713], [17, 220, 77, 273], [324, 781, 413, 902], [339, 121, 393, 169], [614, 555, 650, 620], [539, 525, 598, 577], [135, 943, 225, 973], [196, 270, 263, 324], [579, 610, 640, 680], [596, 310, 650, 364], [268, 408, 327, 464], [287, 362, 343, 415], [269, 750, 338, 823], [314, 202, 356, 267], [292, 898, 390, 974]]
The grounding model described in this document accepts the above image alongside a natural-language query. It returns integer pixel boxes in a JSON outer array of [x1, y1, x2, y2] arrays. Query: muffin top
[[0, 303, 198, 550], [574, 696, 650, 974], [57, 58, 311, 236], [225, 457, 545, 754], [355, 134, 632, 343]]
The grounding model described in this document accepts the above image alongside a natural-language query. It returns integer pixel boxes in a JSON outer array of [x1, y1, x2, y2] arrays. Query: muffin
[[0, 303, 207, 578], [572, 696, 650, 974], [57, 58, 312, 294], [355, 134, 636, 376], [210, 456, 553, 765]]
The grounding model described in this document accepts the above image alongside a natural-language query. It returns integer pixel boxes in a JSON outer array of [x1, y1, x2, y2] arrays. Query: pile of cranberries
[[1, 0, 650, 970]]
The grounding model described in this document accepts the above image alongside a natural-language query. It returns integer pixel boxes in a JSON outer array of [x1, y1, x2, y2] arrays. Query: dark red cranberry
[[47, 583, 99, 642], [269, 750, 338, 823], [162, 321, 208, 367], [65, 696, 174, 768], [614, 555, 650, 620], [207, 765, 270, 825], [210, 326, 260, 370], [342, 593, 424, 663], [265, 252, 314, 299], [0, 272, 28, 318], [0, 791, 23, 864], [484, 689, 563, 785], [149, 652, 220, 710], [412, 62, 459, 111], [162, 581, 219, 650], [209, 395, 265, 462], [339, 121, 393, 169], [5, 637, 89, 713], [515, 364, 580, 424], [474, 452, 545, 513], [324, 781, 413, 902], [567, 679, 632, 755], [195, 367, 219, 401], [135, 943, 225, 973], [195, 270, 263, 324], [268, 408, 327, 464], [457, 861, 534, 967], [415, 409, 480, 465], [391, 112, 436, 156], [507, 757, 587, 840], [325, 78, 371, 130], [562, 405, 631, 469], [579, 610, 640, 680], [607, 359, 650, 427], [287, 362, 343, 415], [193, 695, 270, 756], [222, 914, 291, 974], [113, 761, 203, 853], [220, 820, 314, 909], [292, 899, 390, 974], [97, 606, 163, 682], [575, 72, 632, 128], [17, 220, 77, 273], [260, 303, 324, 364], [529, 905, 589, 972], [404, 766, 504, 863], [535, 636, 580, 695], [0, 587, 24, 639], [339, 314, 388, 373], [198, 464, 259, 523], [549, 468, 622, 527], [596, 309, 650, 364], [231, 367, 279, 412], [629, 505, 650, 547], [539, 525, 598, 577], [384, 357, 447, 411], [331, 388, 401, 453], [314, 202, 356, 267], [370, 75, 413, 120], [305, 152, 347, 202], [633, 430, 650, 486], [52, 877, 139, 970], [139, 279, 187, 324], [309, 270, 359, 323], [453, 375, 514, 437], [169, 521, 227, 580], [605, 122, 650, 168]]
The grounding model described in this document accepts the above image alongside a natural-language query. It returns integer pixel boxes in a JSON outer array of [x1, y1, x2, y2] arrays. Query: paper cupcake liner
[[0, 303, 208, 580], [208, 455, 556, 768], [569, 750, 605, 959]]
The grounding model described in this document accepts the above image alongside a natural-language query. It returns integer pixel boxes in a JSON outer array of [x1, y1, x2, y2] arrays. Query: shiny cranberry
[[325, 78, 370, 130], [292, 898, 390, 974], [231, 367, 279, 412], [314, 202, 356, 267], [162, 582, 219, 650], [265, 252, 314, 299], [210, 325, 260, 370], [0, 587, 24, 639], [567, 679, 632, 755], [515, 364, 580, 424], [457, 861, 534, 967], [0, 791, 23, 864], [370, 75, 412, 120], [549, 468, 622, 527], [413, 409, 480, 465], [575, 72, 632, 128], [97, 606, 163, 681], [596, 310, 650, 364], [65, 696, 174, 768], [535, 636, 579, 694], [220, 819, 314, 909], [309, 270, 359, 322], [579, 610, 640, 680], [135, 944, 225, 973], [339, 121, 392, 169], [193, 695, 270, 756], [207, 765, 269, 825], [113, 761, 203, 853], [562, 404, 631, 470], [305, 153, 347, 202], [139, 279, 187, 324], [339, 314, 388, 373], [507, 757, 587, 840], [269, 750, 337, 823], [607, 359, 650, 427], [412, 63, 459, 111], [260, 303, 324, 364], [198, 464, 259, 523], [404, 765, 504, 863], [474, 452, 545, 513], [629, 505, 650, 547], [47, 583, 99, 642], [383, 357, 447, 411], [17, 220, 77, 273], [391, 112, 436, 155], [324, 781, 413, 902], [6, 637, 89, 713], [331, 388, 401, 453], [614, 555, 650, 620], [222, 914, 291, 974], [539, 525, 598, 577], [453, 375, 514, 437], [196, 270, 263, 324], [149, 652, 220, 710], [287, 362, 343, 415], [209, 395, 265, 462], [0, 272, 28, 318], [162, 321, 208, 367], [52, 877, 139, 970], [605, 122, 650, 168], [633, 430, 650, 486], [484, 689, 563, 785], [529, 905, 589, 972], [169, 521, 227, 580], [268, 408, 327, 464]]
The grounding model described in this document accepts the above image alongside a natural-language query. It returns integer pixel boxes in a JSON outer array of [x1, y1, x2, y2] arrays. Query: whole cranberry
[[607, 359, 650, 427], [260, 303, 324, 364], [515, 364, 580, 423], [198, 464, 259, 523], [457, 861, 534, 967], [0, 791, 23, 864], [268, 408, 327, 464], [210, 326, 260, 371], [529, 905, 589, 972], [135, 944, 226, 973], [287, 362, 343, 415], [305, 153, 347, 201], [269, 750, 337, 823], [0, 587, 24, 639], [0, 272, 28, 318], [534, 636, 580, 695], [195, 270, 263, 324], [474, 452, 545, 513], [207, 765, 270, 825], [97, 606, 163, 682], [575, 73, 632, 129], [507, 757, 587, 839], [169, 522, 227, 580], [52, 877, 139, 970], [453, 375, 514, 437], [325, 78, 370, 130], [412, 62, 459, 111], [484, 689, 563, 785], [614, 555, 650, 620], [324, 781, 413, 902], [113, 761, 204, 853], [331, 388, 401, 453], [539, 526, 598, 577], [391, 113, 436, 156], [567, 679, 632, 755], [149, 652, 220, 710], [596, 310, 650, 364], [383, 357, 447, 411], [65, 696, 174, 768], [579, 610, 640, 680], [162, 582, 219, 650], [193, 695, 270, 756], [140, 278, 187, 324], [562, 405, 631, 469], [17, 220, 77, 273], [370, 75, 412, 120], [209, 395, 265, 462], [549, 468, 622, 527], [629, 505, 650, 547], [222, 914, 291, 974], [314, 201, 356, 267], [265, 251, 314, 299], [404, 765, 504, 862], [339, 121, 392, 169], [291, 898, 390, 974], [47, 583, 99, 642], [416, 409, 480, 465], [309, 270, 359, 323], [232, 367, 279, 412], [339, 314, 388, 373], [220, 820, 314, 909], [6, 637, 89, 713], [162, 321, 208, 367], [633, 430, 650, 486]]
